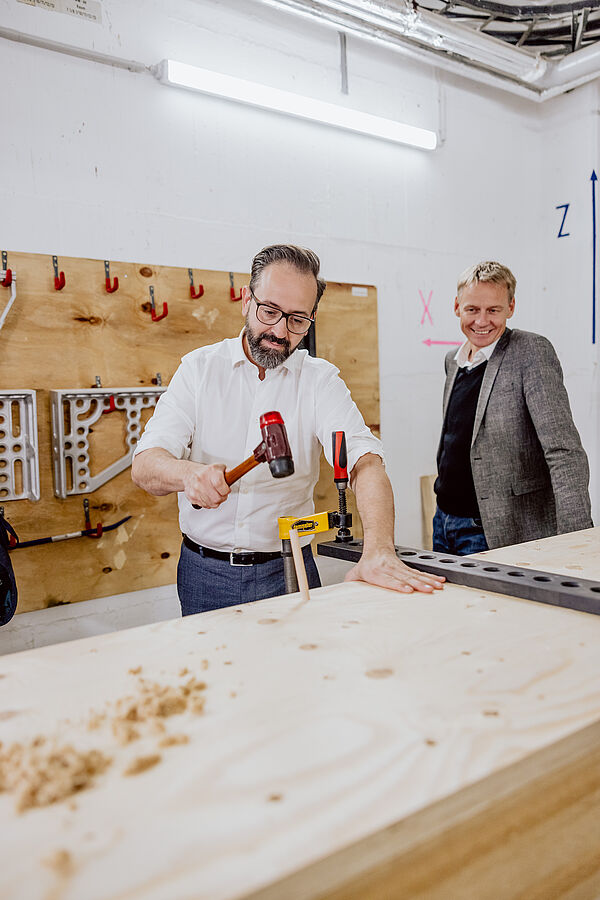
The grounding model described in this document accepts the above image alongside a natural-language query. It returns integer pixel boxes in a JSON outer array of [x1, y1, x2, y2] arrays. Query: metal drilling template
[[0, 390, 40, 502], [50, 387, 166, 498]]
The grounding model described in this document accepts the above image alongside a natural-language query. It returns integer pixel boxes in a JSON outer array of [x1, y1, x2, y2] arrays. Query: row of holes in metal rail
[[0, 255, 244, 322], [397, 548, 600, 593]]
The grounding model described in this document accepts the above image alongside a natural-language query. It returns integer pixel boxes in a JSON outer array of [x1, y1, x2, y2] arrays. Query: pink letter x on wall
[[419, 289, 434, 326]]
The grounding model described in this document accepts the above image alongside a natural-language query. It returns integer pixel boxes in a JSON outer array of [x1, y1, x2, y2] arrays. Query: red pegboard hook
[[52, 255, 66, 291], [188, 268, 204, 299], [229, 271, 242, 302], [102, 394, 117, 414], [1, 253, 12, 287], [83, 498, 103, 539], [104, 260, 119, 293], [149, 286, 168, 322]]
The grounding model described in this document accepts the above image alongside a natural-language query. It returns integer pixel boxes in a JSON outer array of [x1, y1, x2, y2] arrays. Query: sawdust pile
[[110, 676, 206, 745], [0, 739, 111, 813], [0, 672, 207, 813]]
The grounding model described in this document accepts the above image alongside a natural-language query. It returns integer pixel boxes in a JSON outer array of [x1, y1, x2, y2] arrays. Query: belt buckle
[[230, 550, 253, 567]]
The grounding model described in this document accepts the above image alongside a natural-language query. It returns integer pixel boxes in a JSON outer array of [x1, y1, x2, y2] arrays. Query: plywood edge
[[243, 719, 600, 900]]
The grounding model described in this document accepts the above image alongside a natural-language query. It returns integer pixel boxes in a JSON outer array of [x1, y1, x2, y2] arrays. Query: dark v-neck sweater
[[435, 362, 487, 518]]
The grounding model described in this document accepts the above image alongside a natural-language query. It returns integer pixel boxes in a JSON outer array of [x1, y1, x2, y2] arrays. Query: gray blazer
[[440, 328, 592, 549]]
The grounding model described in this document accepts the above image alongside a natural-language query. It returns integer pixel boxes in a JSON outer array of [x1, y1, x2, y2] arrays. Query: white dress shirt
[[454, 337, 499, 370], [134, 335, 384, 552]]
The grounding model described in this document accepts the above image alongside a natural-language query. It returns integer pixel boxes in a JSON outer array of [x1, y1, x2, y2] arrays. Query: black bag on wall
[[0, 514, 18, 626]]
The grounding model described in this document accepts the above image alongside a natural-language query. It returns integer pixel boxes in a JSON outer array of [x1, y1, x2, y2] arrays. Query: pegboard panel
[[0, 252, 378, 613]]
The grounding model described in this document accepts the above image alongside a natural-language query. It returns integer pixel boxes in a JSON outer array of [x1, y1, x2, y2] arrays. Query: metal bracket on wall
[[317, 540, 600, 616], [0, 390, 40, 501], [50, 387, 166, 498]]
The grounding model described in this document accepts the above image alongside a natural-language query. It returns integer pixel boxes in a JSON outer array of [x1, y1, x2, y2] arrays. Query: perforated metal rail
[[317, 540, 600, 616]]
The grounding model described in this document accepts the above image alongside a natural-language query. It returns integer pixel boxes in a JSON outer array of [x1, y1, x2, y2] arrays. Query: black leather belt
[[182, 534, 282, 567]]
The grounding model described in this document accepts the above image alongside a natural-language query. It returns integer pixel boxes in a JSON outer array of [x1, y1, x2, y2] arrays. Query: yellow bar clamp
[[278, 511, 332, 540]]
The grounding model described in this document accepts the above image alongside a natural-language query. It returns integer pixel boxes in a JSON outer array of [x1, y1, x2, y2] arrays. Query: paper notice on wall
[[18, 0, 102, 23], [351, 286, 369, 297]]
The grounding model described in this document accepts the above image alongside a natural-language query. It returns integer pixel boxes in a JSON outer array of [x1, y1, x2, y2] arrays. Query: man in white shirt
[[433, 260, 591, 554], [132, 244, 444, 614]]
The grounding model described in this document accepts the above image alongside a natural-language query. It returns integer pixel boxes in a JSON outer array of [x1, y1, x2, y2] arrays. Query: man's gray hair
[[457, 261, 517, 301], [250, 244, 326, 310]]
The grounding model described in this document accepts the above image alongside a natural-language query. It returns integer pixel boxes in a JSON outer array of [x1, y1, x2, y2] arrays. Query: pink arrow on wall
[[423, 339, 462, 346]]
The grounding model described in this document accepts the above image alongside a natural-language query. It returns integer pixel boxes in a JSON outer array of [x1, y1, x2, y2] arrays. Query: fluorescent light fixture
[[154, 59, 437, 151]]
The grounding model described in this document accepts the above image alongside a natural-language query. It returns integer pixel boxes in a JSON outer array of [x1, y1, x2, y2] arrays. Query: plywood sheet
[[1, 528, 600, 899], [473, 526, 600, 579], [0, 252, 378, 612]]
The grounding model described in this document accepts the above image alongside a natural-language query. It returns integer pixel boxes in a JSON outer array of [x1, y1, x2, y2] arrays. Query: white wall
[[538, 84, 600, 515], [0, 0, 595, 646]]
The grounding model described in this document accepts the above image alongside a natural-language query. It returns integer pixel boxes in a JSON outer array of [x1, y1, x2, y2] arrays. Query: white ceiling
[[255, 0, 600, 99]]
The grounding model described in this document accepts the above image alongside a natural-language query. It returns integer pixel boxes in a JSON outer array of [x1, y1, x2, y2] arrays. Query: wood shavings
[[1, 672, 207, 814], [123, 754, 161, 776], [365, 668, 394, 679], [42, 849, 74, 877], [87, 712, 106, 731], [148, 719, 166, 736], [111, 720, 140, 746], [128, 666, 142, 675], [0, 742, 111, 812], [108, 678, 205, 742], [158, 734, 189, 748]]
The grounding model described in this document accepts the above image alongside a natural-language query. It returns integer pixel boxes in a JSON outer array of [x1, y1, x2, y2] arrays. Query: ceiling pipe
[[2, 4, 600, 104], [254, 0, 600, 100]]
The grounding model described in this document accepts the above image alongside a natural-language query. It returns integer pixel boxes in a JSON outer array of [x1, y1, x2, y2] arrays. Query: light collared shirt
[[134, 334, 384, 552], [454, 337, 500, 370]]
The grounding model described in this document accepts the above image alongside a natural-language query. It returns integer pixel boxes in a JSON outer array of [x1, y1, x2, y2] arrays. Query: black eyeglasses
[[251, 291, 314, 335]]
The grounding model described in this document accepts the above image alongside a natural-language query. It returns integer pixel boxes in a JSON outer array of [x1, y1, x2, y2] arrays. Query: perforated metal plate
[[0, 390, 40, 501], [50, 387, 165, 498]]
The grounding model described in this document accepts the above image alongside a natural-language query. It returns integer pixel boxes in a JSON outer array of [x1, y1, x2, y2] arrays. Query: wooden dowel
[[289, 527, 310, 603]]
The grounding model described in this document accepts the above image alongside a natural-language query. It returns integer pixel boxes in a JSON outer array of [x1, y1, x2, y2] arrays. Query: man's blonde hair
[[457, 261, 516, 301]]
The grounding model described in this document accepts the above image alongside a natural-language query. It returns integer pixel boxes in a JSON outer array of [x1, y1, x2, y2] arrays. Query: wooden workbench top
[[2, 527, 600, 899]]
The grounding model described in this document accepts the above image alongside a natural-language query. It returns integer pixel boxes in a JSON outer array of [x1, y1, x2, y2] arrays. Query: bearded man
[[133, 244, 443, 614]]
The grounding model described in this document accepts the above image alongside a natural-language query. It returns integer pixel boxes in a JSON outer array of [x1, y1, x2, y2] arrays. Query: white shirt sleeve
[[133, 356, 197, 460], [314, 365, 384, 473]]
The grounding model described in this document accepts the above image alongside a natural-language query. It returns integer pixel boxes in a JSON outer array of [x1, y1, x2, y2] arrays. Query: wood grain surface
[[1, 527, 599, 900], [0, 252, 378, 612]]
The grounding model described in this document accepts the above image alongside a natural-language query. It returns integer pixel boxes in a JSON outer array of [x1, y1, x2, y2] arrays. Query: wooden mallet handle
[[224, 456, 260, 485]]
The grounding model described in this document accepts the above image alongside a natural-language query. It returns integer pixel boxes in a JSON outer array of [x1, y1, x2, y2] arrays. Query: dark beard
[[244, 322, 293, 369]]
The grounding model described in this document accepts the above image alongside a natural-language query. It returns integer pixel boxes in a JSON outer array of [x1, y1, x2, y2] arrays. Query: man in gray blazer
[[433, 261, 592, 554]]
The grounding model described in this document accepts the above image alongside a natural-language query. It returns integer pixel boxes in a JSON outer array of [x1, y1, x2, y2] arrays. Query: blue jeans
[[176, 541, 322, 616], [432, 505, 489, 556]]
